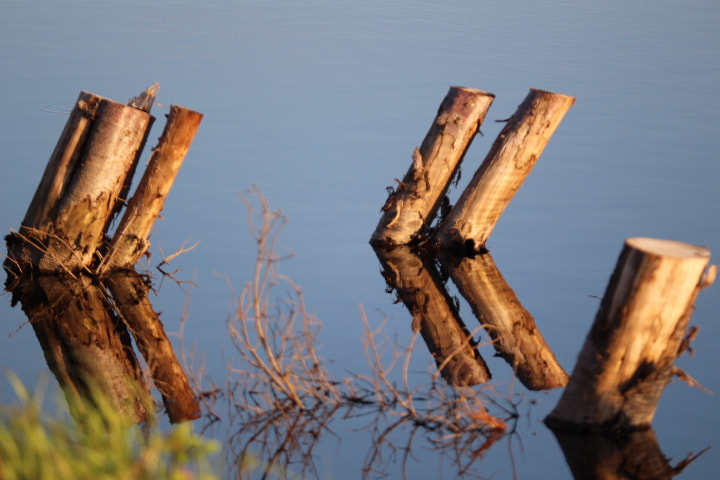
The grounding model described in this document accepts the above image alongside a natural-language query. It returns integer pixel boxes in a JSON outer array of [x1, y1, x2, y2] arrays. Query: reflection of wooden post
[[9, 276, 150, 423], [439, 251, 568, 390], [106, 274, 201, 423], [6, 90, 153, 274], [99, 106, 203, 273], [546, 238, 713, 431], [370, 87, 495, 247], [373, 246, 490, 386], [435, 89, 575, 252], [550, 428, 699, 479]]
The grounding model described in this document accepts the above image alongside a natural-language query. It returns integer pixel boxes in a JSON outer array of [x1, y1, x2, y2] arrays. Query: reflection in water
[[6, 273, 200, 424], [374, 245, 567, 391], [206, 191, 509, 479], [4, 190, 706, 478], [371, 244, 708, 479], [438, 251, 568, 390], [373, 245, 490, 386], [550, 427, 707, 480]]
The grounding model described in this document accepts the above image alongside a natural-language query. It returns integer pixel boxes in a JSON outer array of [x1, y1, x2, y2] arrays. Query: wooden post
[[99, 105, 203, 273], [545, 237, 714, 432], [435, 89, 575, 252], [106, 273, 201, 423], [370, 87, 495, 247], [439, 251, 568, 390], [373, 246, 491, 386], [5, 90, 153, 274]]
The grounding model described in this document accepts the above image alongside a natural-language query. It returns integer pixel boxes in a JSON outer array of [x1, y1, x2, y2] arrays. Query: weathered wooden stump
[[4, 86, 202, 278], [435, 88, 575, 252], [6, 90, 155, 275], [370, 87, 495, 247], [545, 237, 715, 432]]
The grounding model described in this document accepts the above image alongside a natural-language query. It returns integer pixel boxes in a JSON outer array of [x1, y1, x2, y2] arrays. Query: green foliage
[[0, 373, 220, 480]]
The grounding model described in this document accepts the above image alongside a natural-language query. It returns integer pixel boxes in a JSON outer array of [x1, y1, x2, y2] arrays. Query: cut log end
[[626, 237, 710, 260]]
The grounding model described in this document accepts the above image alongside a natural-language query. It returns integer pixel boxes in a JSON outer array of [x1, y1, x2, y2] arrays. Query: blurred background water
[[1, 1, 719, 478]]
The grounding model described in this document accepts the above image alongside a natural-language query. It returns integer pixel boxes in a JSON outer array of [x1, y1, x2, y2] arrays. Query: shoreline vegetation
[[0, 372, 220, 480]]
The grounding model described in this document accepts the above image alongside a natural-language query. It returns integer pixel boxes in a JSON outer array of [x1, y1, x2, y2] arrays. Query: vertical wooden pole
[[545, 237, 713, 431], [99, 105, 203, 273], [370, 87, 495, 247], [435, 89, 575, 252]]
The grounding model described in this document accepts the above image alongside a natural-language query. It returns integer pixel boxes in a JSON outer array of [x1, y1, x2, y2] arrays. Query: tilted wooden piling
[[435, 89, 575, 252], [545, 237, 714, 432], [370, 87, 495, 247], [99, 105, 203, 273], [5, 90, 154, 274], [4, 86, 202, 277]]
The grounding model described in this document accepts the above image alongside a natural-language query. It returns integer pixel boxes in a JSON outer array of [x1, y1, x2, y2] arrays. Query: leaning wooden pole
[[370, 87, 495, 247], [5, 90, 154, 274], [99, 105, 203, 273], [545, 237, 715, 432], [435, 89, 575, 252]]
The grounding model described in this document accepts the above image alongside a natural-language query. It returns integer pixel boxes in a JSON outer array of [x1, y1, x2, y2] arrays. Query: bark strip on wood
[[545, 237, 713, 432], [373, 245, 491, 386], [106, 273, 201, 423], [5, 91, 153, 274], [100, 105, 203, 272], [439, 251, 568, 390], [370, 87, 495, 247], [435, 88, 575, 252]]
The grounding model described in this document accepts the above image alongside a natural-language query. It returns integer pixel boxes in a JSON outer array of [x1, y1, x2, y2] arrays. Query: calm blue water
[[1, 1, 719, 478]]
